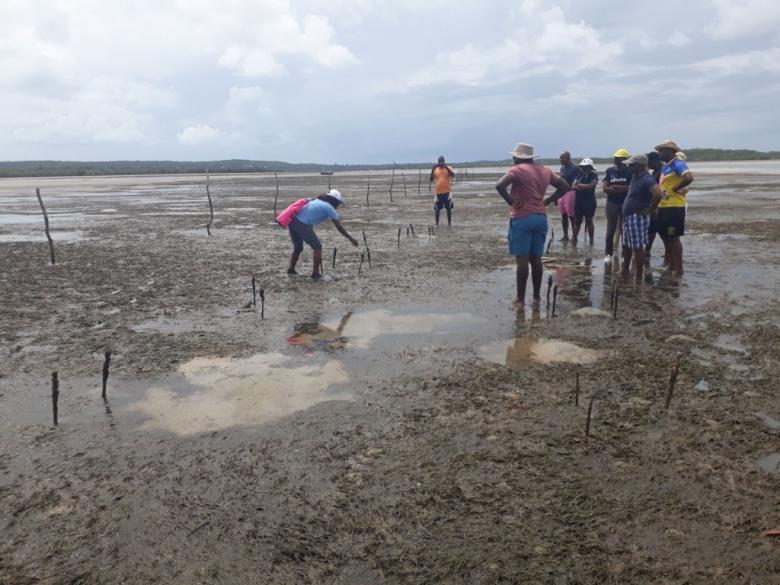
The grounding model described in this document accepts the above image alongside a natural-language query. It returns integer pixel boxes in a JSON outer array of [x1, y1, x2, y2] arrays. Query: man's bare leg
[[669, 237, 683, 275], [312, 249, 323, 278], [585, 218, 595, 246], [515, 255, 530, 303], [571, 217, 582, 246], [561, 215, 570, 241], [288, 250, 301, 274], [530, 254, 544, 302], [621, 247, 633, 279], [634, 248, 646, 282]]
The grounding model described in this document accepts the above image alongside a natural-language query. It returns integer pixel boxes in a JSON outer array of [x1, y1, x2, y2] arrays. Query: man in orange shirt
[[429, 155, 455, 226]]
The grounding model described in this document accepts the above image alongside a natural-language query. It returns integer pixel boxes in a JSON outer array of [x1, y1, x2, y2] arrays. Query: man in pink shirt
[[495, 143, 570, 305]]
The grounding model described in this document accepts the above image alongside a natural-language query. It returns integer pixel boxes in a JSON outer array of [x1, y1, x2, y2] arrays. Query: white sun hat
[[578, 158, 595, 168], [508, 143, 540, 159], [326, 189, 343, 202]]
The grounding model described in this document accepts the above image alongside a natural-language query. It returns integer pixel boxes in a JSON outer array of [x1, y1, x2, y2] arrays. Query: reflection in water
[[288, 312, 353, 350], [130, 353, 351, 435], [290, 309, 485, 351], [479, 337, 606, 368]]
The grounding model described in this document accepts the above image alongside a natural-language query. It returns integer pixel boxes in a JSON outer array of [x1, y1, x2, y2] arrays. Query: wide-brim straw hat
[[655, 139, 682, 152], [508, 143, 540, 159]]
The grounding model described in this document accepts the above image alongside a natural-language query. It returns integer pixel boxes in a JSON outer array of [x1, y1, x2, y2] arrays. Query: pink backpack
[[275, 198, 310, 227]]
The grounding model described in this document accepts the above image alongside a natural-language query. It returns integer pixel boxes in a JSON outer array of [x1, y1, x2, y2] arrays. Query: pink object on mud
[[557, 190, 575, 217], [276, 198, 309, 227]]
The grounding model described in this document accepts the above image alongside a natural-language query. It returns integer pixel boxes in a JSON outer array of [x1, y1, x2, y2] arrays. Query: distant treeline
[[1, 148, 779, 178]]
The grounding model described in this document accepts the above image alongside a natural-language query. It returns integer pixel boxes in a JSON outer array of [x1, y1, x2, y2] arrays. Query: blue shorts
[[622, 213, 650, 249], [289, 218, 322, 252], [508, 213, 548, 257]]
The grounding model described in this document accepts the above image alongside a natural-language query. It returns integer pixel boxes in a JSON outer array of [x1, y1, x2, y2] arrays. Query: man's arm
[[429, 166, 437, 182], [495, 173, 514, 206], [446, 165, 454, 177], [649, 183, 663, 213], [677, 170, 694, 191], [332, 219, 359, 246], [543, 174, 570, 206]]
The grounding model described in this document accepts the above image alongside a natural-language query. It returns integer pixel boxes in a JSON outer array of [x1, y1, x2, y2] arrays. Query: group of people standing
[[281, 141, 694, 309], [497, 140, 693, 305]]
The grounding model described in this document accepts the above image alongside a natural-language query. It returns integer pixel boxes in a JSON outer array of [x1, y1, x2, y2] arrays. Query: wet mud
[[1, 169, 780, 583]]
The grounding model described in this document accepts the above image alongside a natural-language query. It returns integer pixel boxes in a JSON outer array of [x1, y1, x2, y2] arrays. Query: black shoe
[[287, 268, 298, 275], [311, 273, 322, 281]]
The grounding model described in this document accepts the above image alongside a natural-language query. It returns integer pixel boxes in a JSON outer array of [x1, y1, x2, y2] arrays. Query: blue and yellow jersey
[[659, 158, 691, 208]]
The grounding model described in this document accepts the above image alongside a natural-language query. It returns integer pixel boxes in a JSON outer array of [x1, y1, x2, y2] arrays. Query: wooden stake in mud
[[406, 226, 410, 237], [552, 285, 559, 317], [366, 178, 371, 208], [332, 247, 338, 269], [665, 353, 683, 410], [417, 169, 422, 195], [35, 188, 56, 265], [585, 394, 596, 436], [546, 275, 553, 307], [362, 231, 372, 269], [251, 275, 257, 307], [101, 351, 111, 400], [259, 289, 265, 320], [409, 224, 415, 236], [328, 173, 332, 191], [51, 371, 59, 426], [358, 251, 366, 275], [546, 235, 553, 255], [612, 286, 620, 319], [205, 173, 214, 236], [273, 172, 280, 216], [402, 173, 407, 198], [397, 227, 402, 249], [389, 163, 395, 202], [574, 371, 580, 406]]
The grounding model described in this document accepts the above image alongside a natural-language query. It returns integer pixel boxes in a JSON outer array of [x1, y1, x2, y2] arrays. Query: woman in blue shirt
[[288, 189, 359, 280]]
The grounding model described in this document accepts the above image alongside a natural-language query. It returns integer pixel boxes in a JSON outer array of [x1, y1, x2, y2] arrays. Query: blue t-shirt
[[296, 199, 338, 226], [623, 172, 657, 217], [603, 165, 633, 204], [559, 163, 578, 188], [575, 170, 598, 199]]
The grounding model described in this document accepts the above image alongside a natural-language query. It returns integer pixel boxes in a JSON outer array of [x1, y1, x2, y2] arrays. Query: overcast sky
[[1, 0, 779, 163]]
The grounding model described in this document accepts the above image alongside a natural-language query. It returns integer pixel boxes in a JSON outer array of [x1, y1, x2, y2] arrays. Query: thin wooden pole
[[273, 172, 280, 216], [101, 351, 111, 400], [358, 252, 365, 275], [366, 178, 371, 208], [546, 275, 553, 307], [665, 354, 683, 410], [332, 248, 338, 269], [389, 163, 395, 202], [205, 173, 214, 236], [574, 371, 580, 406], [259, 289, 265, 320], [585, 395, 596, 436], [613, 287, 620, 319], [402, 173, 407, 198], [51, 371, 59, 426], [251, 275, 257, 307], [417, 169, 422, 195], [362, 232, 372, 269], [35, 188, 55, 265], [552, 285, 559, 317], [397, 227, 401, 249]]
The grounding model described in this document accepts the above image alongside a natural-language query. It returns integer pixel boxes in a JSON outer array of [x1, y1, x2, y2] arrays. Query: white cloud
[[707, 0, 780, 39], [668, 30, 692, 47], [390, 1, 621, 92], [692, 47, 780, 74], [177, 124, 224, 145]]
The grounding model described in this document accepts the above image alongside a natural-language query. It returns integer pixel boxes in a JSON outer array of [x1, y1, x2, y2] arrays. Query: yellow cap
[[613, 148, 630, 158]]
